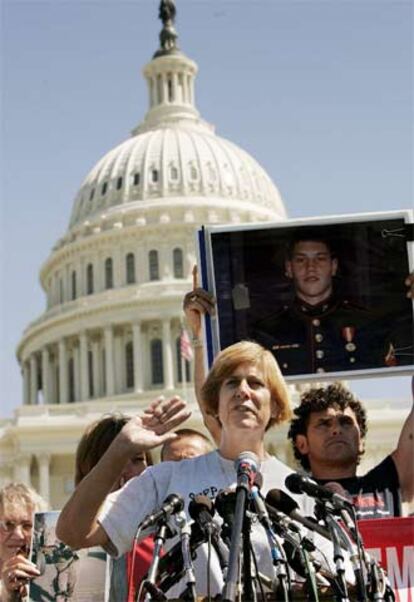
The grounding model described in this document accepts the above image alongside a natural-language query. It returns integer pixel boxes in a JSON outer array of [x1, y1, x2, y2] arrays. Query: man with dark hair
[[287, 381, 414, 519], [160, 428, 213, 461], [253, 233, 411, 375]]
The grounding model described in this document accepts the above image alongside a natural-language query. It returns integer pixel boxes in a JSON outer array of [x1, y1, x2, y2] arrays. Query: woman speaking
[[57, 341, 312, 598]]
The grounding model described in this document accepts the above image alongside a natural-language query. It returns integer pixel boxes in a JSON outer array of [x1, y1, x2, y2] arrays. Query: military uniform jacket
[[252, 295, 402, 376]]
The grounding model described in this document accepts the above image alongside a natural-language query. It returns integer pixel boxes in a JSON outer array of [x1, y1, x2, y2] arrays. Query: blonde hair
[[201, 341, 292, 430], [0, 482, 47, 517]]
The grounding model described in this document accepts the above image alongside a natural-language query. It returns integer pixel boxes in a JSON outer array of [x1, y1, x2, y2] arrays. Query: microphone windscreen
[[215, 489, 236, 525], [285, 473, 303, 495], [188, 495, 214, 521], [164, 493, 185, 511], [234, 451, 259, 471], [266, 488, 299, 515]]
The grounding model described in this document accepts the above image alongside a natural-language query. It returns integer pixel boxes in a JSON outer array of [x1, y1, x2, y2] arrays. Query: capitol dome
[[69, 126, 285, 231], [11, 1, 287, 507]]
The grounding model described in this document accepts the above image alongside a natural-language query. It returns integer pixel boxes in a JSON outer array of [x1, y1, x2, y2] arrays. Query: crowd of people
[[0, 271, 412, 600]]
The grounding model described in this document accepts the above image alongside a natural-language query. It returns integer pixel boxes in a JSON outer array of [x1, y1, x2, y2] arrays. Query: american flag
[[180, 329, 193, 362]]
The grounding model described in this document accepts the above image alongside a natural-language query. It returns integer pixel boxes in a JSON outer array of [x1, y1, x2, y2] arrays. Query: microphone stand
[[222, 482, 249, 602], [242, 511, 257, 602], [175, 511, 197, 602], [142, 521, 170, 602], [279, 524, 319, 602], [318, 505, 350, 602], [251, 498, 290, 602]]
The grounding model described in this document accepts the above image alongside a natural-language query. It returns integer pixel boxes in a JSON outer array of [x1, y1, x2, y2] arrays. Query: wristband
[[191, 336, 204, 348]]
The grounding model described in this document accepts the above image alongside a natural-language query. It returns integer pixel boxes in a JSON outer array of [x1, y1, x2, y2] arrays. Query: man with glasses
[[0, 482, 47, 601]]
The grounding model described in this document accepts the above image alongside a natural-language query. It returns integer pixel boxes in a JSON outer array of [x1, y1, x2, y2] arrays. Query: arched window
[[86, 263, 94, 295], [88, 350, 94, 398], [59, 278, 64, 303], [189, 164, 198, 180], [68, 357, 75, 403], [126, 253, 136, 284], [71, 270, 77, 300], [176, 337, 191, 383], [173, 248, 184, 278], [151, 339, 164, 385], [105, 257, 113, 289], [125, 341, 134, 389], [170, 165, 179, 181], [149, 250, 159, 281]]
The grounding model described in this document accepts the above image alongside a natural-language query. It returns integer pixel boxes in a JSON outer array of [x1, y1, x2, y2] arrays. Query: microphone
[[285, 473, 351, 510], [188, 495, 215, 534], [250, 473, 288, 593], [189, 495, 229, 572], [174, 510, 197, 602], [215, 488, 236, 546], [234, 451, 259, 491], [223, 452, 259, 602], [139, 493, 184, 530], [265, 489, 333, 541], [250, 473, 278, 534], [156, 522, 206, 593]]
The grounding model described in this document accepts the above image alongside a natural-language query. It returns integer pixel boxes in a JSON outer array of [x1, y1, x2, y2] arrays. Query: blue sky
[[1, 0, 413, 418]]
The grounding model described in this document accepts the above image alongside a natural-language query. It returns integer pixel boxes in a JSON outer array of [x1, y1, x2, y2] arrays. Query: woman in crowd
[[75, 409, 155, 602], [56, 341, 307, 598], [0, 482, 47, 601]]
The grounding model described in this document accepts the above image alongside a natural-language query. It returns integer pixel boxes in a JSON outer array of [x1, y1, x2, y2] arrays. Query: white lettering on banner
[[367, 545, 414, 602], [386, 546, 414, 602]]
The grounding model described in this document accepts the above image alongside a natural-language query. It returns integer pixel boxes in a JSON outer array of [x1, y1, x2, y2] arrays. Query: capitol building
[[0, 2, 409, 510]]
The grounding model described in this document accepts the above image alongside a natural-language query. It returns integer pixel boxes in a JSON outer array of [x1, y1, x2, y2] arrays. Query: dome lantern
[[133, 0, 208, 135]]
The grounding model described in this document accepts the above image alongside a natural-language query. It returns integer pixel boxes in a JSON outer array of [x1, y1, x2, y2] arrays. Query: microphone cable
[[207, 526, 212, 602], [249, 537, 266, 602]]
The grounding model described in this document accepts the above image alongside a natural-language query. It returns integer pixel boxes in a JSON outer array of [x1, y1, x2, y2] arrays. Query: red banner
[[358, 517, 414, 602]]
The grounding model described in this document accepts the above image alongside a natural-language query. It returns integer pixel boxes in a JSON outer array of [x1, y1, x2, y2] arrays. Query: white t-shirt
[[99, 450, 312, 597]]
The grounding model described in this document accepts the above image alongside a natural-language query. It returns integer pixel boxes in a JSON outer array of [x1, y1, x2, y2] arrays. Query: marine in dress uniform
[[253, 294, 403, 376]]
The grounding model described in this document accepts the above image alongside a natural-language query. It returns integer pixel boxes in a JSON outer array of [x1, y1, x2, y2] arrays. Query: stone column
[[49, 353, 58, 404], [30, 355, 38, 405], [92, 339, 101, 398], [79, 331, 89, 400], [104, 325, 115, 396], [114, 330, 123, 394], [160, 243, 170, 279], [189, 74, 194, 105], [113, 247, 122, 288], [13, 453, 31, 485], [37, 453, 50, 503], [23, 361, 30, 405], [172, 72, 178, 102], [162, 318, 174, 390], [96, 253, 104, 292], [137, 243, 145, 283], [58, 339, 68, 404], [132, 322, 144, 393], [73, 345, 80, 402], [161, 74, 167, 103], [41, 347, 50, 405]]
